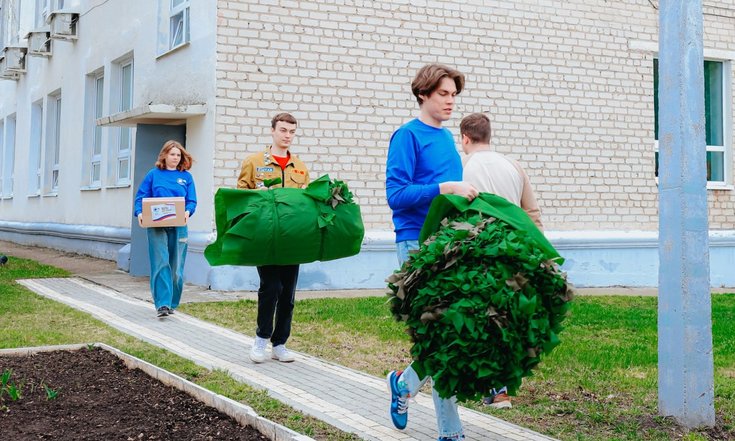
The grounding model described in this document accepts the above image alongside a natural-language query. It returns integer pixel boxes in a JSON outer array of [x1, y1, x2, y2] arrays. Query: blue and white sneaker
[[387, 370, 409, 430]]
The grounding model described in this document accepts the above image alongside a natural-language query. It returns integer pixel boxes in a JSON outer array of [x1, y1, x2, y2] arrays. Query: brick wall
[[214, 0, 735, 232]]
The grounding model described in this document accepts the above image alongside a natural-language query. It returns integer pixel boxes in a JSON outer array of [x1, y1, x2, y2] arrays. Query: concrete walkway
[[19, 276, 557, 441]]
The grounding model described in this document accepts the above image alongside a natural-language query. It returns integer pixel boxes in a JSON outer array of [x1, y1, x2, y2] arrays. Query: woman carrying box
[[134, 140, 197, 318]]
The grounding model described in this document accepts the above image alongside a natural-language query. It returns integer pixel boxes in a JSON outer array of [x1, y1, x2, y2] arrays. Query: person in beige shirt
[[461, 112, 543, 230], [459, 112, 545, 409]]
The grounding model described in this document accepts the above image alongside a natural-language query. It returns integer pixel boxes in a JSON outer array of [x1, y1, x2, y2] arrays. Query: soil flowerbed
[[0, 347, 270, 440]]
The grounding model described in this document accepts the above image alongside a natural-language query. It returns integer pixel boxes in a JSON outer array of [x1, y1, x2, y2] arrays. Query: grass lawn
[[3, 254, 734, 440], [181, 295, 735, 441], [0, 256, 357, 440]]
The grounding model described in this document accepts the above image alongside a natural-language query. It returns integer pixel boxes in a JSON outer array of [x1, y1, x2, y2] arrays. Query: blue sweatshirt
[[134, 168, 197, 217], [386, 118, 462, 242]]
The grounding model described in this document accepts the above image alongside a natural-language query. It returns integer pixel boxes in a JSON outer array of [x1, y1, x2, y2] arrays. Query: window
[[83, 70, 104, 188], [1, 0, 21, 47], [29, 100, 43, 195], [0, 120, 4, 196], [1, 114, 16, 198], [45, 92, 62, 193], [111, 58, 133, 186], [654, 59, 731, 186], [158, 0, 190, 54], [35, 0, 49, 27], [169, 0, 190, 50], [34, 0, 64, 27], [0, 2, 5, 50]]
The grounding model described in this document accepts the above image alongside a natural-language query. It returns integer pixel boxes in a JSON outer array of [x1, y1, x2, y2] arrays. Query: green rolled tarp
[[205, 175, 365, 266]]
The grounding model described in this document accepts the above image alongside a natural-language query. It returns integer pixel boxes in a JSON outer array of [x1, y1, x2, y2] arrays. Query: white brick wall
[[214, 0, 735, 232]]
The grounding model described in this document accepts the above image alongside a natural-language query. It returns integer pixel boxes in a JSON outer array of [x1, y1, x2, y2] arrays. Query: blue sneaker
[[387, 370, 409, 429]]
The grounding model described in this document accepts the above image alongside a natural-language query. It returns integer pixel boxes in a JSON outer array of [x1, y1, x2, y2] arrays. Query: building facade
[[1, 0, 734, 288]]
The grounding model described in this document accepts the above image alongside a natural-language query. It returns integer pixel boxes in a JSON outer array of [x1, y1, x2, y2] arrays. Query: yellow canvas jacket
[[237, 147, 310, 189]]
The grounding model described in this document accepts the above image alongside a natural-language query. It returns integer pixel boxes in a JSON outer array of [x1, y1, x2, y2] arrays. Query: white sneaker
[[249, 336, 268, 363], [271, 344, 295, 362]]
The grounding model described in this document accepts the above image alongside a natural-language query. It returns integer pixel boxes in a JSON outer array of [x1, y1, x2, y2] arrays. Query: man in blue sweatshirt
[[385, 64, 478, 441]]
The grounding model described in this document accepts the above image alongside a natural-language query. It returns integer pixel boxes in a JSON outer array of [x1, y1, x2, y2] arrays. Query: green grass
[[3, 255, 735, 440], [0, 256, 357, 440], [181, 294, 735, 441]]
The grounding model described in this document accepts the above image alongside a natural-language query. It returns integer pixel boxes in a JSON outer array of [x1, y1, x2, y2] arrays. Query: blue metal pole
[[658, 0, 714, 428]]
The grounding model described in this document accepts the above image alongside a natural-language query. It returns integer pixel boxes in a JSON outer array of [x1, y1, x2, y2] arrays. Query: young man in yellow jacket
[[237, 112, 310, 363]]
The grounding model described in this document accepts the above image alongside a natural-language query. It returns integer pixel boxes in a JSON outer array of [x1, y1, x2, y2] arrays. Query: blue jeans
[[396, 240, 464, 440], [146, 226, 188, 310]]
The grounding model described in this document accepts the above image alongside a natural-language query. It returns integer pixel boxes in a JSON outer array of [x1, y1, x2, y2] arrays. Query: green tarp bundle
[[205, 175, 364, 266], [387, 193, 573, 401]]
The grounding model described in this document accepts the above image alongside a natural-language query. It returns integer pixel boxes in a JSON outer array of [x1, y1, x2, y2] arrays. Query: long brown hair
[[155, 140, 193, 171]]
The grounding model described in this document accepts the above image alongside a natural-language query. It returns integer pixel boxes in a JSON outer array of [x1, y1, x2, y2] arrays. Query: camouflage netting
[[387, 196, 574, 402]]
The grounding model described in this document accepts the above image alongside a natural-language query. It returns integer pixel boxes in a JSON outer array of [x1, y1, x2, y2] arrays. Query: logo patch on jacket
[[256, 167, 275, 172]]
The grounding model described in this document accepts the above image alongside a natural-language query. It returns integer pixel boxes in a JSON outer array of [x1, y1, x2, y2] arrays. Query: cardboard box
[[141, 197, 187, 227]]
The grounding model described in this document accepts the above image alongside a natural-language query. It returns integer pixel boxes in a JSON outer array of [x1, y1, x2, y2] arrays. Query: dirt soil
[[0, 240, 116, 275], [0, 347, 270, 441]]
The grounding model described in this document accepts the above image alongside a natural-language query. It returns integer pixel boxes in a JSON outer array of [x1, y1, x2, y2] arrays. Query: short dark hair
[[460, 113, 492, 144], [411, 64, 465, 105], [271, 113, 297, 128]]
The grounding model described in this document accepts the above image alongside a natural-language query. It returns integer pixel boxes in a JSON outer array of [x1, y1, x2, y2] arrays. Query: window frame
[[157, 0, 190, 56], [82, 69, 104, 189], [654, 57, 733, 189], [168, 0, 190, 51], [92, 73, 104, 186], [1, 114, 15, 198], [2, 0, 21, 48], [0, 119, 4, 196], [109, 56, 134, 187], [45, 91, 62, 194], [35, 0, 49, 28], [29, 100, 44, 196], [1, 1, 5, 50]]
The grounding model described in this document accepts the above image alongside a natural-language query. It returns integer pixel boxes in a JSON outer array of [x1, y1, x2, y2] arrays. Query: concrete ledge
[[0, 343, 314, 441], [4, 223, 735, 289], [0, 221, 128, 261]]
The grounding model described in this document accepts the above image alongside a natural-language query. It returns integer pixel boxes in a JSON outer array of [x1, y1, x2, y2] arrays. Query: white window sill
[[42, 192, 58, 198], [27, 193, 40, 198], [156, 41, 190, 60], [707, 183, 734, 191], [1, 195, 13, 200], [654, 177, 733, 191], [106, 184, 131, 189], [80, 185, 102, 192]]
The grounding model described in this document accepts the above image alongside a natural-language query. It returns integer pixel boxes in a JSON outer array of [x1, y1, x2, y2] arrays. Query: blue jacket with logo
[[134, 168, 197, 217]]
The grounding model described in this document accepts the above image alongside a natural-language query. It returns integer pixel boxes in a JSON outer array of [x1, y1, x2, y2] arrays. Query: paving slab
[[19, 277, 558, 441]]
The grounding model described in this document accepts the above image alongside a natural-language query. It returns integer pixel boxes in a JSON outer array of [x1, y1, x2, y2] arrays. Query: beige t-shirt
[[463, 150, 543, 230]]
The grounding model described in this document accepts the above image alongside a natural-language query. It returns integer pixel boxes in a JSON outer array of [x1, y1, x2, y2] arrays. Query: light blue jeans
[[147, 226, 188, 310], [397, 240, 464, 440]]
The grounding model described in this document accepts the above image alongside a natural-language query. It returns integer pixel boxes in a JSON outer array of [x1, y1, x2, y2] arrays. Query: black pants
[[255, 264, 299, 346]]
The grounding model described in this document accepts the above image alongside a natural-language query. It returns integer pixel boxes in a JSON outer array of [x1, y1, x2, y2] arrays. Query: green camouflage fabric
[[388, 193, 573, 401]]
